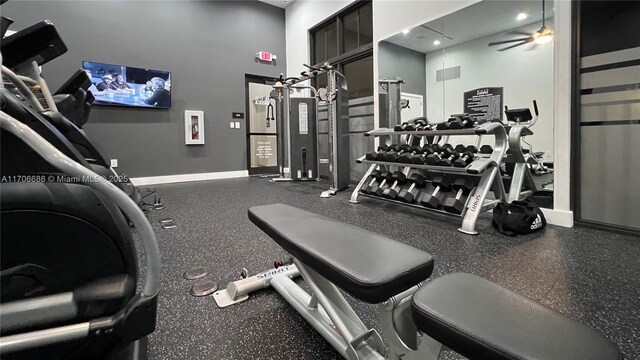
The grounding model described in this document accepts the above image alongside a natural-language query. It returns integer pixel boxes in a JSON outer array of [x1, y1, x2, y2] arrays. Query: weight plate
[[183, 266, 208, 280], [190, 279, 219, 297]]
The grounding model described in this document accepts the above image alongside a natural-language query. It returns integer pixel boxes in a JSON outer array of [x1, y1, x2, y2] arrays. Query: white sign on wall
[[400, 92, 424, 121]]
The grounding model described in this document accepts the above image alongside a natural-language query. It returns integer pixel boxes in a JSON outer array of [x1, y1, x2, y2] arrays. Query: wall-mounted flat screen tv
[[82, 61, 171, 108]]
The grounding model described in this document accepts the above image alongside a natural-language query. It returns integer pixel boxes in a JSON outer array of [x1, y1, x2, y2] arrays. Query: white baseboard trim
[[541, 208, 574, 228], [130, 170, 249, 186]]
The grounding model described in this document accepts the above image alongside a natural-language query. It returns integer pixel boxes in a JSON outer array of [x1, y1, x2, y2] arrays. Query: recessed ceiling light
[[517, 12, 528, 20], [433, 40, 441, 46], [402, 29, 410, 35]]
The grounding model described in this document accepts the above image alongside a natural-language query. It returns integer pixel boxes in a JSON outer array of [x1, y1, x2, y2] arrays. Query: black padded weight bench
[[412, 273, 621, 360], [234, 204, 621, 360], [249, 203, 434, 303]]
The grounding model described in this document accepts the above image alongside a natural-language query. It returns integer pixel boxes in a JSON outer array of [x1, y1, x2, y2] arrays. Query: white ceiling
[[385, 0, 554, 54], [258, 0, 295, 9]]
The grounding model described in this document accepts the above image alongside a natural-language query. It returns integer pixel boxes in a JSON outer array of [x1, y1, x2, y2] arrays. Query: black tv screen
[[82, 61, 171, 108]]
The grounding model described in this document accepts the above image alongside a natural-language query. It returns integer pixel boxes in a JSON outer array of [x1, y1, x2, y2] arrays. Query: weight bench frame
[[214, 258, 443, 360]]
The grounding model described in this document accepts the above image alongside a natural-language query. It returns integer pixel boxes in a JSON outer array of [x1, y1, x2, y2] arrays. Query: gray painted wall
[[378, 40, 426, 114], [3, 0, 286, 177]]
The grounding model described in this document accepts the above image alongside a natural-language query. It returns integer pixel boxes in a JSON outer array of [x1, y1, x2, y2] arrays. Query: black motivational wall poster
[[463, 87, 503, 120]]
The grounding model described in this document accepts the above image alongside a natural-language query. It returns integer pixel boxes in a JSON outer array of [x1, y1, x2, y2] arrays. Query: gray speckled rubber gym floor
[[140, 177, 639, 360]]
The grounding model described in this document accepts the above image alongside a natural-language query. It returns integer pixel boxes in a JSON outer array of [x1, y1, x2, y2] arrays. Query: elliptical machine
[[0, 15, 160, 360], [0, 18, 142, 205], [504, 100, 552, 176]]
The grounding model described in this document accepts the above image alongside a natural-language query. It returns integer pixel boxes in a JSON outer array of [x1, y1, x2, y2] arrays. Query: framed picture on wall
[[185, 110, 204, 145]]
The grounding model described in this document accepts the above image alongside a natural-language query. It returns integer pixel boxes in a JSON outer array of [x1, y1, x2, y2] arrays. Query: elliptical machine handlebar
[[530, 99, 539, 128], [2, 65, 45, 112]]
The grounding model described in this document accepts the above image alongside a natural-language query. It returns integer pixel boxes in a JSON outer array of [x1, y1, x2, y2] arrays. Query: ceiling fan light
[[535, 34, 553, 44]]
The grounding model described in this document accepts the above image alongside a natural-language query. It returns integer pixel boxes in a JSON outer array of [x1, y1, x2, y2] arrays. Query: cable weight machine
[[270, 63, 351, 198]]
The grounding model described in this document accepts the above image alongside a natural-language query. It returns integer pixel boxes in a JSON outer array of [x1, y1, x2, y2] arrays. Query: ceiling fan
[[489, 0, 553, 51]]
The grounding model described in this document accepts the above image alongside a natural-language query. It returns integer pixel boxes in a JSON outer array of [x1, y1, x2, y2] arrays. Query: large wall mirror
[[378, 0, 555, 208]]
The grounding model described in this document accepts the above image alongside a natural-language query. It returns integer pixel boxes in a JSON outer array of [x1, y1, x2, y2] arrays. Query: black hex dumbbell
[[425, 145, 455, 165], [384, 144, 411, 162], [374, 144, 398, 160], [463, 115, 477, 127], [381, 172, 408, 199], [397, 173, 427, 203], [394, 122, 415, 131], [448, 114, 475, 129], [413, 118, 430, 130], [420, 176, 452, 209], [398, 146, 424, 163], [465, 145, 479, 153], [436, 121, 451, 130], [454, 144, 467, 153], [446, 116, 464, 129], [372, 171, 403, 196], [366, 145, 389, 161], [361, 170, 383, 194], [438, 150, 460, 166], [442, 178, 476, 214], [368, 171, 393, 195], [480, 145, 493, 154], [453, 151, 474, 167], [410, 144, 440, 165]]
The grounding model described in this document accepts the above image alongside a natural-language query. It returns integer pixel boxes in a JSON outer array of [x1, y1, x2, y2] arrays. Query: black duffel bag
[[492, 200, 546, 236]]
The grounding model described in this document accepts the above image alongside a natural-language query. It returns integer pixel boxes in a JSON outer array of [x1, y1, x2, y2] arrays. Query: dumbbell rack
[[350, 122, 508, 235]]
